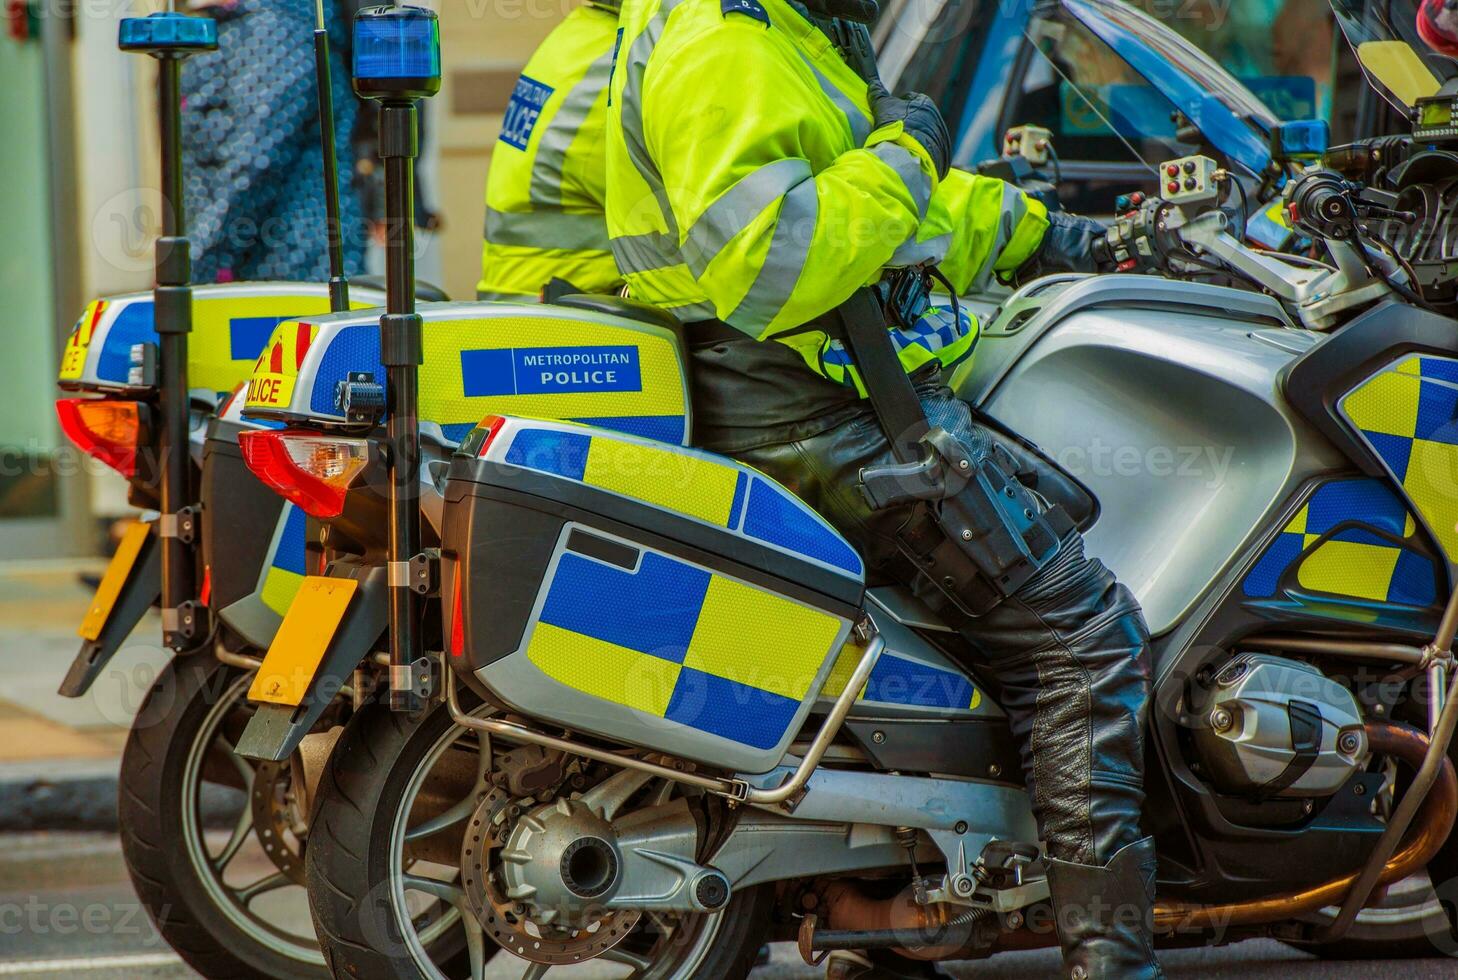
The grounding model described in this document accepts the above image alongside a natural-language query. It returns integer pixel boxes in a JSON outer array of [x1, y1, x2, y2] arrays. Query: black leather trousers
[[689, 333, 1162, 977]]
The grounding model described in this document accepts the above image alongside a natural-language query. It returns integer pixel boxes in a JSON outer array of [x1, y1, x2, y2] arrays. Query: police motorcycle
[[273, 7, 1458, 980], [46, 7, 450, 977]]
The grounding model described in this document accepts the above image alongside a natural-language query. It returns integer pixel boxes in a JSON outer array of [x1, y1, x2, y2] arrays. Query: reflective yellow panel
[[1356, 41, 1441, 108], [78, 521, 151, 641], [249, 577, 358, 706]]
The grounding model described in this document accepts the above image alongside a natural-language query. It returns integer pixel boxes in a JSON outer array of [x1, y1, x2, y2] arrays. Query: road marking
[[0, 953, 182, 975]]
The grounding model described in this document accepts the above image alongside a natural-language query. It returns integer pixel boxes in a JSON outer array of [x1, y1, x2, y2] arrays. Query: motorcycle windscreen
[[242, 301, 691, 447], [1329, 0, 1451, 113]]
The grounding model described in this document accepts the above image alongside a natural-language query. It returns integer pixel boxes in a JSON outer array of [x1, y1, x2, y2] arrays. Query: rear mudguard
[[233, 563, 388, 762], [57, 530, 162, 698]]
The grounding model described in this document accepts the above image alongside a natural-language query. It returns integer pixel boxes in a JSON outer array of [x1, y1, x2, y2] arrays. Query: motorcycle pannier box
[[443, 417, 868, 774]]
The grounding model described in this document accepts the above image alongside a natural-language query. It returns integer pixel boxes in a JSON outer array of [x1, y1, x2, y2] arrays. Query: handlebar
[[1094, 161, 1399, 330]]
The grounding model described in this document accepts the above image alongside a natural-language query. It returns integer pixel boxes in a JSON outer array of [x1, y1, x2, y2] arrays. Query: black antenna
[[313, 0, 350, 312], [118, 3, 218, 652]]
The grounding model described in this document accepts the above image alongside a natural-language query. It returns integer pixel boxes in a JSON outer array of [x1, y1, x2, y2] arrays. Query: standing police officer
[[477, 0, 625, 299], [603, 0, 1163, 977]]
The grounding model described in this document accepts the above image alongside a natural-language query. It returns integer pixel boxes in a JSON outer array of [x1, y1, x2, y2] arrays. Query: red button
[[1166, 165, 1179, 177], [1167, 181, 1179, 194], [1118, 259, 1137, 272]]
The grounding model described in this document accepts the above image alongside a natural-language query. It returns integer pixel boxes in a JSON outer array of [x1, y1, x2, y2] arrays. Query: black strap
[[829, 287, 928, 464], [541, 277, 582, 304]]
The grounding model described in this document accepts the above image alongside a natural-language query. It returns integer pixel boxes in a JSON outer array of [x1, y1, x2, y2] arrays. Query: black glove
[[866, 81, 951, 180], [1011, 211, 1110, 285]]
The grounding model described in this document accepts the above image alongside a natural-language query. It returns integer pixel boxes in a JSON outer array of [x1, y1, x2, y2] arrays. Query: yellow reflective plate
[[79, 521, 151, 641], [248, 576, 358, 706], [1356, 40, 1441, 109]]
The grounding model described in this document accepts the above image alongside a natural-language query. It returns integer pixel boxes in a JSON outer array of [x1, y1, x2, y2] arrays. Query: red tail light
[[238, 430, 370, 518], [449, 565, 465, 658], [465, 414, 507, 458], [56, 398, 143, 477]]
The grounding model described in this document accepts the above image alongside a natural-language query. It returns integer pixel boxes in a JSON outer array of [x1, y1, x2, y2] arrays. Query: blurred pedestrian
[[179, 0, 367, 283]]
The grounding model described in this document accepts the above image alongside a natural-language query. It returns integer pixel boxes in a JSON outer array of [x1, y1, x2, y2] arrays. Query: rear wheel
[[117, 654, 328, 978], [306, 694, 771, 979]]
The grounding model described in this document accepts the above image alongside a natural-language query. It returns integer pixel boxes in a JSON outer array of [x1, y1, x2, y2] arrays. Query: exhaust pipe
[[803, 720, 1456, 957], [1155, 720, 1456, 932]]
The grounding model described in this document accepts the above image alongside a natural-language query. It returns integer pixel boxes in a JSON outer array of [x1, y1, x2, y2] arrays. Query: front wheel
[[306, 694, 771, 979]]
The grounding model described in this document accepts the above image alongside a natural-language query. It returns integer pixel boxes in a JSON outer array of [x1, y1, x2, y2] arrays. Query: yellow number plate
[[78, 521, 152, 641], [248, 576, 359, 706]]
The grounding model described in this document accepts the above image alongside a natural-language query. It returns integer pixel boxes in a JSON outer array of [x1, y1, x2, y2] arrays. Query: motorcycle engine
[[1188, 653, 1368, 798]]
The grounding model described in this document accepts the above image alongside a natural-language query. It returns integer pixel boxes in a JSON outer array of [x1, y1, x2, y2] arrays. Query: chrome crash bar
[[444, 631, 886, 807]]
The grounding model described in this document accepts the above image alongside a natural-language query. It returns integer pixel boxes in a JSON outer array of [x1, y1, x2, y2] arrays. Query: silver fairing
[[955, 274, 1348, 637]]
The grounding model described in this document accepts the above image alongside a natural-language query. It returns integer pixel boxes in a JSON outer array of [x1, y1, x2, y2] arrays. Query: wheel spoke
[[461, 914, 488, 980], [405, 797, 475, 842], [235, 870, 291, 905], [213, 733, 257, 789], [211, 801, 255, 871], [602, 945, 653, 972], [403, 872, 466, 905]]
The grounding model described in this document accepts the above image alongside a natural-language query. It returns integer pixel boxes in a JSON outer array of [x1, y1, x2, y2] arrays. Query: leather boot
[[1046, 836, 1165, 980]]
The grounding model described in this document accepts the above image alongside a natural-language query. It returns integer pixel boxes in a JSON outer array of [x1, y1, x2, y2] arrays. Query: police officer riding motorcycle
[[603, 0, 1158, 976]]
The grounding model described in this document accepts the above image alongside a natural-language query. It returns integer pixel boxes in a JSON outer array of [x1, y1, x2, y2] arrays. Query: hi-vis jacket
[[478, 3, 624, 300], [604, 0, 1050, 387]]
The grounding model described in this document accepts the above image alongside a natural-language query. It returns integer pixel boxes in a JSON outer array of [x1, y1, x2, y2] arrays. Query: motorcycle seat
[[352, 274, 450, 303], [550, 293, 683, 332]]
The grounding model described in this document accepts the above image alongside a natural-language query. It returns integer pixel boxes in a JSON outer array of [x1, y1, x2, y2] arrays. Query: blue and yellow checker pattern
[[244, 305, 689, 446], [57, 285, 375, 396], [1341, 355, 1458, 567], [257, 504, 311, 617], [821, 641, 983, 713], [485, 419, 865, 579], [523, 537, 848, 751], [1242, 477, 1439, 608]]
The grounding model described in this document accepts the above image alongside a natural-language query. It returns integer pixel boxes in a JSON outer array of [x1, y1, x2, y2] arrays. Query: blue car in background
[[876, 0, 1360, 216]]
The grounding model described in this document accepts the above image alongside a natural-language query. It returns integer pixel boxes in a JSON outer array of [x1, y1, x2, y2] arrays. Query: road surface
[[1, 831, 1455, 978]]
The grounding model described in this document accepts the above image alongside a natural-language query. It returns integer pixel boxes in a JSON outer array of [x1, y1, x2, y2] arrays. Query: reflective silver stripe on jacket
[[870, 141, 931, 220], [528, 49, 615, 209], [611, 229, 681, 275], [797, 51, 872, 147], [614, 0, 688, 272], [967, 182, 1030, 292], [680, 158, 812, 277], [888, 231, 952, 268], [725, 177, 818, 333], [484, 207, 612, 253]]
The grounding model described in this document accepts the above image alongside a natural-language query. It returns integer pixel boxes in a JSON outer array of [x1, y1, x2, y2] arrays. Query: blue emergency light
[[1271, 119, 1331, 165], [118, 11, 219, 54], [351, 5, 442, 101]]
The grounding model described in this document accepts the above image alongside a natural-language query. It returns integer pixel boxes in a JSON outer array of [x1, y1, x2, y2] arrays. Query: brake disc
[[249, 760, 307, 886], [459, 787, 641, 965]]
